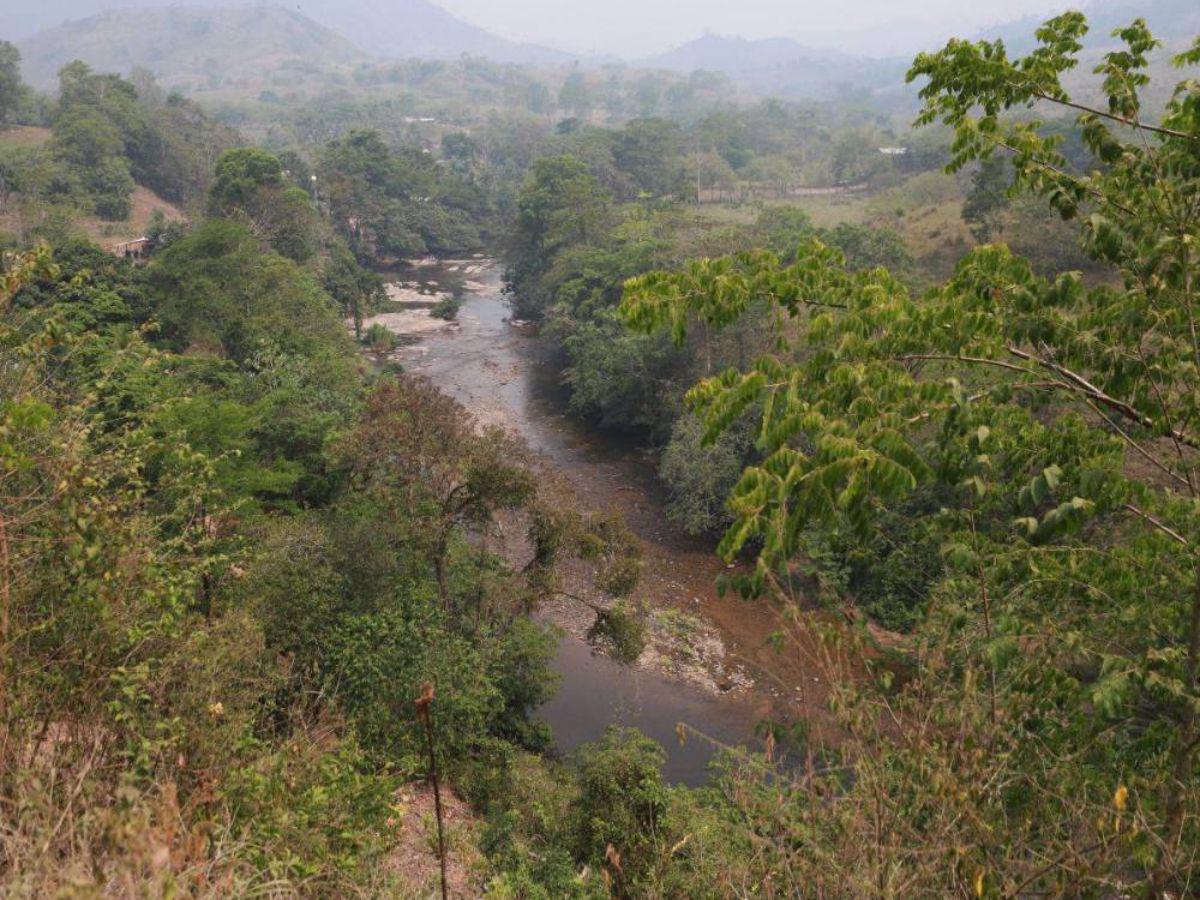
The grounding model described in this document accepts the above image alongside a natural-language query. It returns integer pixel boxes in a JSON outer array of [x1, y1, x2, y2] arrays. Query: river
[[369, 258, 831, 785]]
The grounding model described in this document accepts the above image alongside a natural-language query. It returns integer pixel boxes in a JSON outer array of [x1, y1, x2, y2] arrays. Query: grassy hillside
[[0, 126, 186, 247], [17, 6, 369, 92]]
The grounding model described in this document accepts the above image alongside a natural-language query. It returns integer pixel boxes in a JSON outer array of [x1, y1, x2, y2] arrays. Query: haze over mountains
[[16, 7, 366, 89], [5, 0, 1194, 100], [644, 0, 1198, 72], [5, 0, 570, 65], [634, 0, 1196, 100], [639, 34, 908, 101]]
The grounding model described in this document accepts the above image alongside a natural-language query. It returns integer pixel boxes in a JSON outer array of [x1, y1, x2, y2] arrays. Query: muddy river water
[[373, 259, 829, 784]]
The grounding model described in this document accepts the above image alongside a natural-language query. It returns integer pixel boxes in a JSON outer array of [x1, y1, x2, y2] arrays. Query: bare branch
[[1031, 89, 1196, 142], [1124, 503, 1188, 546]]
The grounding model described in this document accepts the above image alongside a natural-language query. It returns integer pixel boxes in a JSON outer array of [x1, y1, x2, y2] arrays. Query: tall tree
[[506, 155, 612, 318], [961, 152, 1012, 241], [0, 42, 22, 126], [558, 71, 593, 120], [209, 147, 319, 262], [613, 118, 685, 198]]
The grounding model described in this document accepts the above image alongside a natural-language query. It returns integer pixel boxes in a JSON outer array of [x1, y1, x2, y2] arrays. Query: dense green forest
[[2, 8, 1200, 897]]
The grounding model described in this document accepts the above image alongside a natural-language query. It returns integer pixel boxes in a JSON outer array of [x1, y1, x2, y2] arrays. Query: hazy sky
[[437, 0, 1080, 57]]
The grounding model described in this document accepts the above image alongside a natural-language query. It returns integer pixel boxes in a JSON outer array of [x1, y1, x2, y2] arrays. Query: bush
[[571, 728, 668, 897], [431, 294, 462, 320], [362, 321, 399, 351], [659, 413, 753, 536], [562, 311, 683, 438], [585, 600, 647, 664]]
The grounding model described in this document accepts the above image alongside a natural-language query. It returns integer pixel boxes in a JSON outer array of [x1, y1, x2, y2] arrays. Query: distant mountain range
[[640, 34, 906, 101], [632, 0, 1194, 102], [16, 6, 367, 89], [642, 35, 851, 73], [288, 0, 570, 63], [980, 0, 1200, 51], [4, 0, 572, 66], [6, 0, 1194, 102]]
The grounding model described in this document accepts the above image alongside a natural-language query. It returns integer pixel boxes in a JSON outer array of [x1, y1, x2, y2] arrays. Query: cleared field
[[694, 169, 975, 281], [0, 125, 52, 147]]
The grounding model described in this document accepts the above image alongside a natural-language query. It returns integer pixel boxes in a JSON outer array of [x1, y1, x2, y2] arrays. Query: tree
[[89, 156, 135, 220], [318, 129, 481, 263], [52, 107, 124, 170], [334, 378, 644, 655], [323, 240, 384, 340], [46, 61, 232, 220], [613, 118, 685, 198], [558, 71, 593, 120], [746, 153, 798, 197], [830, 127, 880, 184], [755, 205, 814, 256], [0, 42, 22, 126], [51, 103, 134, 220], [659, 413, 751, 536], [633, 73, 664, 117], [961, 152, 1011, 241], [506, 155, 613, 318], [149, 219, 344, 362], [822, 221, 914, 274], [441, 131, 481, 175], [694, 150, 737, 202], [209, 147, 318, 262], [621, 14, 1200, 894], [524, 80, 553, 115], [209, 147, 285, 210], [561, 309, 682, 435]]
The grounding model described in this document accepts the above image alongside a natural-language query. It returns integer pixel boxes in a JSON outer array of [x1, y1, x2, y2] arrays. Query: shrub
[[585, 600, 647, 664], [571, 728, 668, 897], [431, 294, 462, 320], [362, 321, 399, 351], [659, 413, 753, 536]]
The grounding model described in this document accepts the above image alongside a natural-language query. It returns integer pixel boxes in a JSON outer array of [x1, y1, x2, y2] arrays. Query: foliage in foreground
[[0, 213, 638, 891], [620, 14, 1200, 894], [6, 11, 1200, 898]]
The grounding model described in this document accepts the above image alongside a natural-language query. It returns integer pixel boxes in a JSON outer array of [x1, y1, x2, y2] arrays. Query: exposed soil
[[384, 782, 485, 899]]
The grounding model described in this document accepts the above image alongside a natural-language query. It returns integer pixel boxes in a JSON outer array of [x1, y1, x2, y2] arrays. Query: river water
[[373, 259, 797, 785]]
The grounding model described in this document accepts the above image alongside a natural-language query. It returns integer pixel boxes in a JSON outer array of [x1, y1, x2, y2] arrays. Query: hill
[[5, 0, 572, 66], [0, 125, 187, 246], [16, 6, 368, 90], [635, 0, 1193, 106], [643, 34, 849, 73], [290, 0, 570, 63], [981, 0, 1200, 50], [640, 34, 907, 103]]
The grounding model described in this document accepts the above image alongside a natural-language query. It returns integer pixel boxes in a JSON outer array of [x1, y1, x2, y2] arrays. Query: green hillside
[[17, 6, 369, 92]]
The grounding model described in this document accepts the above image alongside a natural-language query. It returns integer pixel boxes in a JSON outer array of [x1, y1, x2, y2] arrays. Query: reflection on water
[[540, 632, 762, 784], [390, 259, 763, 786]]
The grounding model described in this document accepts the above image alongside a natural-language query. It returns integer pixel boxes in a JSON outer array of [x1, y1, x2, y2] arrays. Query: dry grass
[[80, 185, 188, 247], [0, 185, 187, 248], [690, 172, 975, 284], [385, 782, 485, 899], [0, 126, 51, 148]]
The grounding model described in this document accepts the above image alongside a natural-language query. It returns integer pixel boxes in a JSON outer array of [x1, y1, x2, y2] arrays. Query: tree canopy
[[621, 14, 1200, 894]]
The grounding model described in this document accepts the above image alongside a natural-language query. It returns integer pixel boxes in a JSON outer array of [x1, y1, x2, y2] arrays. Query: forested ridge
[[1, 8, 1199, 898]]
